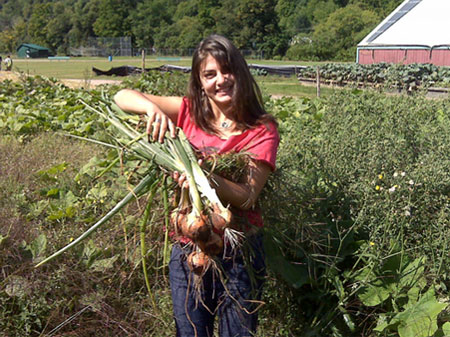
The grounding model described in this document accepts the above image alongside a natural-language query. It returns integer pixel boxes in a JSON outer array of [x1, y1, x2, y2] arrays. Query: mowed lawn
[[12, 56, 188, 79], [10, 56, 332, 98]]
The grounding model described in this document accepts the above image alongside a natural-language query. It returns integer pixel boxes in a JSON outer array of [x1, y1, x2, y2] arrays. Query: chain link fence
[[69, 37, 132, 57], [69, 37, 264, 59]]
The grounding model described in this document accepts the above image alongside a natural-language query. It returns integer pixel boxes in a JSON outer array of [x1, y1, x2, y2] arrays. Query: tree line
[[0, 0, 402, 60]]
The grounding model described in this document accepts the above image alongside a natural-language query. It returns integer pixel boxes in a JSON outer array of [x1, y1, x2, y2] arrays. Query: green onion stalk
[[35, 172, 157, 267]]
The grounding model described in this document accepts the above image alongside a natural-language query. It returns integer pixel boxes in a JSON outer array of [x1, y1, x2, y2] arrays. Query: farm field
[[0, 70, 449, 336], [5, 56, 333, 98], [10, 56, 325, 79]]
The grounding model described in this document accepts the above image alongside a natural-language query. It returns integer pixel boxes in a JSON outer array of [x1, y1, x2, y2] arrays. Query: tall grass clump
[[260, 90, 450, 336], [0, 72, 187, 336]]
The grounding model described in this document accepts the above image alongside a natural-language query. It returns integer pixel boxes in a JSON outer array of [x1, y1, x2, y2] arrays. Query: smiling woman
[[113, 34, 280, 337]]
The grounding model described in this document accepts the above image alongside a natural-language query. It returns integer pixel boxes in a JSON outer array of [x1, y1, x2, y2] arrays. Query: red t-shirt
[[176, 97, 279, 229]]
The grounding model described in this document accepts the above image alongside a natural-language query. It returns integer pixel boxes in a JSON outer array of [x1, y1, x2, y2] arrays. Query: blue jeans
[[169, 234, 266, 337]]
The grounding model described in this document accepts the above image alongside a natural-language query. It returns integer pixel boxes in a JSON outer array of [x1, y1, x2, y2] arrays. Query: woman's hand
[[146, 108, 176, 143], [113, 89, 182, 143], [172, 171, 189, 189], [171, 159, 203, 189]]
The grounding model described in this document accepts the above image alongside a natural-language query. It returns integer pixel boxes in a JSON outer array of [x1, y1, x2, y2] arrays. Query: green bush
[[261, 90, 450, 335], [285, 42, 318, 61]]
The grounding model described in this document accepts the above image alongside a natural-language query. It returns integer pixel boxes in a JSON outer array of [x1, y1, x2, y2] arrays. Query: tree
[[197, 0, 220, 31], [93, 0, 136, 37], [0, 0, 404, 60], [46, 2, 73, 53], [348, 0, 403, 16], [174, 16, 204, 50], [213, 0, 240, 42], [276, 0, 310, 38], [215, 0, 287, 58], [27, 3, 54, 48], [68, 0, 101, 47], [129, 0, 176, 48], [306, 0, 338, 25], [0, 28, 16, 53], [312, 4, 380, 60]]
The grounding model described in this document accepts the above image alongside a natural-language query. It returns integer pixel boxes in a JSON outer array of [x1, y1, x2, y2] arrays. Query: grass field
[[6, 56, 333, 98]]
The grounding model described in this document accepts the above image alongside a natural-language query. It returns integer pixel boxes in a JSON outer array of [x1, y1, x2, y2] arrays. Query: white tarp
[[358, 0, 450, 48]]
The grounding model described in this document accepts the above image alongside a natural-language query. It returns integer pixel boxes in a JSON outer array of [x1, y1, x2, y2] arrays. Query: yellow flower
[[375, 185, 381, 191], [378, 174, 383, 180], [369, 242, 375, 246], [69, 237, 74, 242]]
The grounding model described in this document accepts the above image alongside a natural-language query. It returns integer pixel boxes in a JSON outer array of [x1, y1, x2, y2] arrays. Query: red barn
[[357, 0, 450, 66]]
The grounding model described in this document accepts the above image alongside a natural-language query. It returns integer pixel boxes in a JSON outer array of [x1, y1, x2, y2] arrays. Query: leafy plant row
[[298, 62, 450, 90], [0, 72, 188, 140]]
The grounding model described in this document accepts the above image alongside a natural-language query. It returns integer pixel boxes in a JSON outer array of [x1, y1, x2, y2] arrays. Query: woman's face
[[199, 54, 235, 110]]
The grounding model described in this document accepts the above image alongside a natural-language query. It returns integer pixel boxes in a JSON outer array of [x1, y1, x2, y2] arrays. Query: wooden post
[[316, 66, 321, 98], [141, 49, 146, 73]]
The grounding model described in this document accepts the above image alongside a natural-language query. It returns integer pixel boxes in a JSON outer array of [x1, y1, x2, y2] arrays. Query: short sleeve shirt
[[176, 97, 280, 229], [177, 97, 279, 171]]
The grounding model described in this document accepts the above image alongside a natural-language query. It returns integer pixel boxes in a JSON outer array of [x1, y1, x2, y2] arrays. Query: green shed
[[17, 43, 51, 58]]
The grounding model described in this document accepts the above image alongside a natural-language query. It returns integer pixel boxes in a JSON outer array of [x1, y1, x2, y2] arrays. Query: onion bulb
[[209, 203, 233, 233], [170, 209, 188, 236], [187, 250, 210, 275], [184, 211, 211, 242], [198, 231, 224, 256]]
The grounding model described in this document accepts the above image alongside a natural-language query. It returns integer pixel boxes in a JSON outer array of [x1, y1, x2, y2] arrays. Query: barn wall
[[358, 48, 450, 66]]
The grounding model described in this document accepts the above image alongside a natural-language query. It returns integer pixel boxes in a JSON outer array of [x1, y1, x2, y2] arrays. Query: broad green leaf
[[81, 240, 101, 268], [64, 205, 76, 218], [47, 209, 66, 220], [27, 200, 49, 219], [5, 275, 31, 298], [38, 162, 68, 180], [374, 313, 399, 332], [395, 288, 447, 337], [358, 279, 392, 306], [442, 322, 450, 336], [30, 234, 47, 260], [46, 188, 60, 197], [90, 255, 119, 272], [399, 256, 425, 289], [63, 191, 79, 205], [264, 235, 309, 288]]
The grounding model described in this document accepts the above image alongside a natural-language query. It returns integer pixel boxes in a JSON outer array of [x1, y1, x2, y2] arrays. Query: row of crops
[[0, 73, 449, 336], [297, 62, 450, 90]]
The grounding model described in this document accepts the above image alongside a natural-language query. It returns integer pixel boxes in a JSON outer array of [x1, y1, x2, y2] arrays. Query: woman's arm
[[113, 89, 183, 142], [173, 159, 271, 211], [210, 160, 272, 211]]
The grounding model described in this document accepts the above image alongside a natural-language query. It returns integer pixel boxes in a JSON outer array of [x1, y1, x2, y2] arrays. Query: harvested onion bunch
[[36, 96, 242, 271]]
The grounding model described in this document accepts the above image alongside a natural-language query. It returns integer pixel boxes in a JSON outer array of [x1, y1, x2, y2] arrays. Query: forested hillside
[[0, 0, 402, 60]]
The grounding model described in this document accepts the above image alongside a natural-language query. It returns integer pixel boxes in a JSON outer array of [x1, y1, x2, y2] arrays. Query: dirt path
[[0, 71, 122, 88]]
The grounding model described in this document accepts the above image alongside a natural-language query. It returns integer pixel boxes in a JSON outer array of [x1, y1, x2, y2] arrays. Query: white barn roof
[[358, 0, 450, 48]]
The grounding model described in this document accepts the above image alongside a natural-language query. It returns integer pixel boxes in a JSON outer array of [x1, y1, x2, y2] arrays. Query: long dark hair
[[187, 34, 275, 134]]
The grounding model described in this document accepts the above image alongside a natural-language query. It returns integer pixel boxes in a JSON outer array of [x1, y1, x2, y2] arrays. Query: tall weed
[[261, 90, 450, 335]]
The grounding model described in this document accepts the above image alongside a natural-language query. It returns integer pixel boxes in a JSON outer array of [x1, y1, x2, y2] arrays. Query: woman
[[114, 34, 279, 337]]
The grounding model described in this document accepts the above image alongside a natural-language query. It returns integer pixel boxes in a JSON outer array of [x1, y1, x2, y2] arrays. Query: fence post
[[316, 66, 321, 98], [141, 49, 146, 73]]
